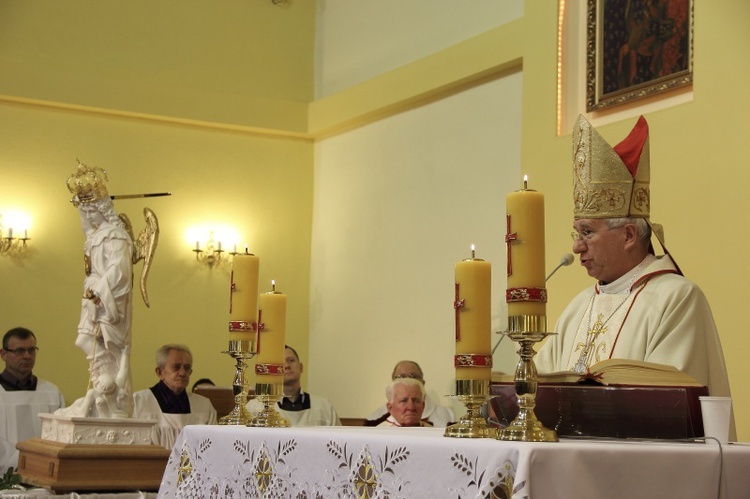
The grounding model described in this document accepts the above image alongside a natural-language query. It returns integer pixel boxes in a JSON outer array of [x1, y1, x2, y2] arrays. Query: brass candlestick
[[444, 379, 494, 438], [496, 329, 558, 442], [247, 382, 291, 428], [219, 339, 256, 425]]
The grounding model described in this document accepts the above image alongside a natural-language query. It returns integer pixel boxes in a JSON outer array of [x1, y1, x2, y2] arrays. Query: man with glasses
[[536, 115, 731, 402], [0, 327, 65, 472], [366, 360, 455, 427]]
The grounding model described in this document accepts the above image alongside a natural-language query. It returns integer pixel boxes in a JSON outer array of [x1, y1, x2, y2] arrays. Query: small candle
[[454, 246, 491, 381], [24, 229, 28, 240], [217, 241, 222, 251], [233, 244, 237, 254], [195, 241, 200, 251], [256, 282, 287, 384], [229, 253, 260, 342], [8, 228, 12, 239], [505, 175, 546, 327]]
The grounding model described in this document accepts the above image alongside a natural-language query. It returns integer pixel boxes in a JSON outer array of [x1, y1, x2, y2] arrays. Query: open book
[[492, 359, 704, 387]]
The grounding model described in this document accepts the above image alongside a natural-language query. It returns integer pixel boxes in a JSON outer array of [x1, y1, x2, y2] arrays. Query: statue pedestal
[[40, 413, 155, 445], [16, 414, 169, 492]]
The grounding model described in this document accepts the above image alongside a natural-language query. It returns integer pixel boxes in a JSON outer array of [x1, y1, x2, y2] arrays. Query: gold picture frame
[[586, 0, 693, 112]]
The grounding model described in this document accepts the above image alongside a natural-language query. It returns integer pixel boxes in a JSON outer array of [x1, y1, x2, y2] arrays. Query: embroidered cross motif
[[505, 214, 518, 276], [573, 313, 608, 374]]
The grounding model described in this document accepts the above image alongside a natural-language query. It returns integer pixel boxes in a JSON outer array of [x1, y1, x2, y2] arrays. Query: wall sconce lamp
[[192, 231, 240, 268], [0, 214, 31, 257]]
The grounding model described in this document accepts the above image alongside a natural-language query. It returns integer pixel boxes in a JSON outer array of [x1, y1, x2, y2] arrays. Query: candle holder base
[[247, 383, 291, 428], [496, 331, 558, 442], [219, 340, 256, 426], [219, 340, 255, 425], [444, 380, 495, 439]]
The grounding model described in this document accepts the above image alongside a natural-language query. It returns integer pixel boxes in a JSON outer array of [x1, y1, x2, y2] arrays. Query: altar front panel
[[158, 425, 750, 499]]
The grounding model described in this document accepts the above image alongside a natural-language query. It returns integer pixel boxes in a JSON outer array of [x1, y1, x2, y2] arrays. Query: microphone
[[545, 253, 574, 282]]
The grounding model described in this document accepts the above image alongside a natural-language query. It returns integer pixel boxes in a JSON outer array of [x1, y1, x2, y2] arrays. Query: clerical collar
[[384, 415, 431, 427], [385, 415, 403, 427], [598, 254, 655, 294], [150, 380, 191, 414], [278, 390, 310, 412], [0, 369, 37, 391]]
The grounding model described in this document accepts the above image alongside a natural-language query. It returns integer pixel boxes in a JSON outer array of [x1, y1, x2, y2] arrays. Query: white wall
[[310, 72, 522, 417], [315, 0, 523, 97]]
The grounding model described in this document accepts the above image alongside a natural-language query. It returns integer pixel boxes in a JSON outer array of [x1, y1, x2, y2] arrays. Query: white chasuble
[[537, 255, 732, 400]]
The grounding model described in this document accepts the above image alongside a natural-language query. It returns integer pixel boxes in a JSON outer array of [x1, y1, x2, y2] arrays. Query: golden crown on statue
[[67, 160, 110, 206]]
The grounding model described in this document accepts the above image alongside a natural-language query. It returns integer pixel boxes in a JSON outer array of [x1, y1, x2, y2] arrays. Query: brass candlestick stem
[[219, 340, 256, 425], [496, 330, 558, 442], [444, 379, 494, 438], [247, 382, 291, 428]]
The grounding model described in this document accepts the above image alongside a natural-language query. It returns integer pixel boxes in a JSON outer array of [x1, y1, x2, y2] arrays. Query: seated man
[[133, 344, 216, 450], [247, 345, 340, 426], [377, 378, 432, 428], [367, 360, 454, 427], [0, 327, 65, 472]]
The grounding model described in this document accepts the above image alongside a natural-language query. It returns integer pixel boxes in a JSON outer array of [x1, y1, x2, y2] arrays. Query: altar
[[158, 425, 750, 498]]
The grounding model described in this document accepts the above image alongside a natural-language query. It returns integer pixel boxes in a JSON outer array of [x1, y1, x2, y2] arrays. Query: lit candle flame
[[523, 174, 528, 190], [271, 279, 276, 292], [471, 244, 476, 259]]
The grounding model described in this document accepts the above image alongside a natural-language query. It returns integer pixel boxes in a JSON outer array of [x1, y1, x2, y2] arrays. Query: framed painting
[[586, 0, 693, 112]]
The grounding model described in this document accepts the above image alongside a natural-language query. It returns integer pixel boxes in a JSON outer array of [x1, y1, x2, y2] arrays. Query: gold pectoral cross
[[573, 313, 607, 374]]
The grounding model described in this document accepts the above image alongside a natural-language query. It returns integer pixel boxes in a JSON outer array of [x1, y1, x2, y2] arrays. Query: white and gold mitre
[[67, 160, 109, 206], [572, 115, 650, 219]]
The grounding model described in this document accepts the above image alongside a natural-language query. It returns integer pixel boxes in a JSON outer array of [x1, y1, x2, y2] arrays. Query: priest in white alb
[[536, 115, 732, 403], [0, 327, 65, 472], [132, 344, 216, 450]]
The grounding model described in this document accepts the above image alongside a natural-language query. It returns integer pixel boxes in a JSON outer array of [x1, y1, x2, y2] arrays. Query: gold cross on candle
[[229, 271, 236, 313], [256, 309, 264, 352], [505, 214, 518, 277], [454, 282, 465, 341]]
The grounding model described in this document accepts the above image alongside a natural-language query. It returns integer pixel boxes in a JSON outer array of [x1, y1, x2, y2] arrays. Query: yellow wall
[[2, 0, 750, 439], [0, 0, 316, 400]]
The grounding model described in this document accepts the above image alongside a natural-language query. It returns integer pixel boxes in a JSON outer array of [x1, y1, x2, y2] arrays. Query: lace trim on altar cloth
[[163, 437, 523, 498]]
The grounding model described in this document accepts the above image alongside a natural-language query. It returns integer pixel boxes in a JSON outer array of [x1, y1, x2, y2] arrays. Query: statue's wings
[[134, 208, 159, 307], [119, 208, 159, 308]]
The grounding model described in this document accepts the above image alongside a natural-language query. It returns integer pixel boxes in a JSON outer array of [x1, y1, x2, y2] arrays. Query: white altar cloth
[[158, 425, 750, 499]]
